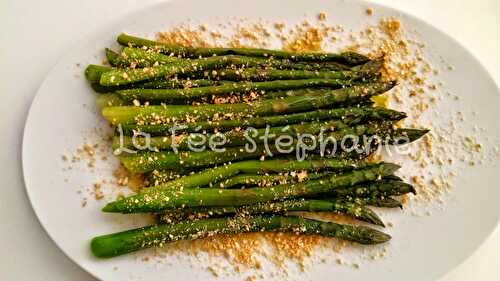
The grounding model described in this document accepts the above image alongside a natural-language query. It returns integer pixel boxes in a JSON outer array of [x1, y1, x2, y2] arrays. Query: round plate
[[23, 0, 500, 280]]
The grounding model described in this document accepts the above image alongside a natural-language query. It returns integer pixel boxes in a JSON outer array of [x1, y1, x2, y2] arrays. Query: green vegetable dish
[[85, 33, 428, 258]]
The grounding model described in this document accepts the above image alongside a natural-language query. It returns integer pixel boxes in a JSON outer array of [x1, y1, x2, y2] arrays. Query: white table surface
[[1, 0, 498, 280]]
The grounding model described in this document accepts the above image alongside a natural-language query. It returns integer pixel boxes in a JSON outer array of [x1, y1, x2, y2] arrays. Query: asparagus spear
[[118, 107, 406, 135], [100, 55, 268, 86], [328, 179, 416, 198], [110, 47, 355, 71], [119, 146, 273, 173], [102, 82, 396, 125], [112, 117, 367, 151], [203, 67, 358, 82], [91, 215, 390, 258], [114, 118, 402, 153], [144, 157, 369, 192], [90, 46, 378, 86], [92, 79, 224, 94], [107, 47, 180, 67], [117, 33, 370, 65], [102, 163, 399, 213], [206, 57, 384, 82], [347, 196, 403, 208], [104, 48, 122, 67], [116, 121, 395, 172], [158, 199, 385, 226], [116, 79, 357, 102], [85, 65, 112, 83], [213, 172, 329, 189], [96, 94, 128, 107], [147, 175, 404, 207]]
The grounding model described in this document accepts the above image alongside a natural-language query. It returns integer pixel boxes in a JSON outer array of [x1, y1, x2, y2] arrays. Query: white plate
[[23, 0, 500, 280]]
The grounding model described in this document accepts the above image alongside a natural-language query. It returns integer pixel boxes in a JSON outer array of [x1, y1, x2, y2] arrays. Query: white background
[[1, 0, 498, 280]]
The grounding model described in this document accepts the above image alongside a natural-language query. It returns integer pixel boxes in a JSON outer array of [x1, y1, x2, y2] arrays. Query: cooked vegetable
[[91, 215, 390, 258], [102, 163, 399, 213], [102, 82, 396, 124], [117, 33, 370, 65]]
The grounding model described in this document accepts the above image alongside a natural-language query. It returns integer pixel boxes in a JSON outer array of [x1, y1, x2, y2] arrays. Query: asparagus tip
[[382, 162, 401, 175], [410, 184, 417, 195], [102, 202, 119, 213], [393, 181, 417, 195], [355, 226, 392, 244], [370, 229, 392, 244], [383, 175, 403, 182], [363, 208, 386, 227], [395, 128, 430, 144]]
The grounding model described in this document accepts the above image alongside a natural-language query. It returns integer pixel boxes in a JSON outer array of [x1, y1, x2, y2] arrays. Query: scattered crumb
[[318, 12, 327, 21]]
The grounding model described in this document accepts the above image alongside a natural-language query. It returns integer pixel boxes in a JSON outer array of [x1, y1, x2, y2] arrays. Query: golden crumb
[[366, 8, 374, 16], [318, 12, 327, 21], [93, 183, 104, 200], [296, 170, 309, 182], [274, 22, 285, 31], [284, 27, 326, 52], [157, 26, 211, 47]]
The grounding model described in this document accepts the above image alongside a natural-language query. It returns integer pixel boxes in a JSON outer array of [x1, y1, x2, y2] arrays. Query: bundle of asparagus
[[86, 34, 428, 259]]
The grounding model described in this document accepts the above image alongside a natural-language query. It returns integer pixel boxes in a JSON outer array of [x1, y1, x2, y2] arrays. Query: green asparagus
[[144, 157, 369, 191], [91, 215, 390, 258], [102, 82, 396, 125], [117, 33, 370, 65], [213, 172, 329, 189], [110, 46, 359, 72], [85, 65, 112, 83], [108, 47, 180, 67], [102, 163, 399, 213], [118, 107, 406, 135], [116, 79, 358, 102], [347, 197, 403, 208], [328, 179, 416, 198], [158, 199, 385, 226], [92, 79, 225, 94]]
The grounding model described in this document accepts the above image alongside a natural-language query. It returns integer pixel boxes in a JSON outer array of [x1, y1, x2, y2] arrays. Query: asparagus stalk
[[159, 199, 385, 226], [118, 107, 407, 135], [109, 47, 355, 71], [144, 157, 369, 192], [102, 163, 399, 213], [102, 82, 396, 125], [114, 123, 432, 171], [213, 172, 329, 189], [108, 47, 180, 67], [100, 55, 266, 86], [92, 79, 225, 94], [96, 94, 128, 108], [113, 118, 398, 152], [329, 179, 416, 198], [90, 47, 378, 87], [118, 146, 273, 173], [116, 79, 357, 102], [206, 57, 383, 82], [112, 117, 360, 150], [346, 197, 403, 208], [104, 48, 122, 67], [117, 33, 370, 65], [203, 67, 358, 82], [91, 215, 390, 258], [85, 65, 112, 83], [102, 54, 307, 86], [116, 121, 395, 172]]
